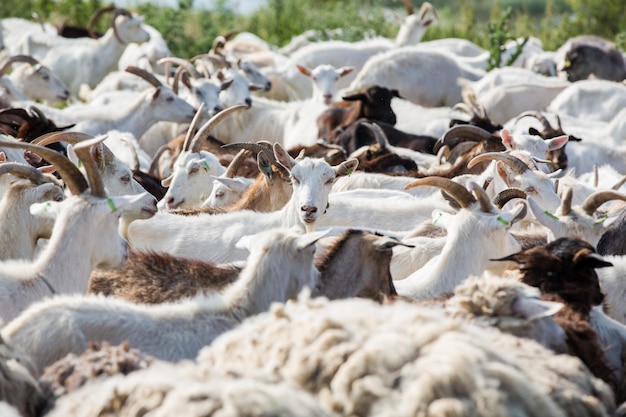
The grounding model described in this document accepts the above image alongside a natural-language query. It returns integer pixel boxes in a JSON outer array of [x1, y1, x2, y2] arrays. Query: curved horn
[[468, 181, 495, 212], [181, 103, 205, 153], [468, 152, 530, 175], [125, 66, 162, 89], [361, 121, 389, 150], [148, 145, 171, 178], [581, 190, 626, 216], [171, 66, 189, 95], [0, 55, 40, 75], [611, 176, 626, 191], [418, 2, 437, 19], [191, 53, 229, 70], [221, 142, 276, 160], [111, 8, 133, 45], [31, 131, 116, 168], [0, 162, 48, 184], [28, 106, 49, 125], [440, 125, 493, 145], [493, 188, 527, 209], [158, 57, 202, 79], [0, 138, 88, 195], [189, 104, 247, 153], [87, 6, 115, 39], [72, 135, 108, 198], [515, 111, 552, 131], [401, 0, 415, 15], [224, 149, 251, 178], [559, 187, 573, 216], [404, 177, 476, 209]]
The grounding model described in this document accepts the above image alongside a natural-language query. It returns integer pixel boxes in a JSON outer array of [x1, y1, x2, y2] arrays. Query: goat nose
[[244, 98, 252, 108], [214, 105, 224, 113], [300, 206, 317, 214], [265, 81, 272, 91]]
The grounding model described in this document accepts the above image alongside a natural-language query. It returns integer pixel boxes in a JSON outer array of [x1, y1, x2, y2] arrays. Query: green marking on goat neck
[[106, 198, 117, 212], [544, 210, 559, 220], [496, 216, 509, 226], [38, 201, 52, 215], [202, 160, 211, 172], [594, 215, 608, 224]]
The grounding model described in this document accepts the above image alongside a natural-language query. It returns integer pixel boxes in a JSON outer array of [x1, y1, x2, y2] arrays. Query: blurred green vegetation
[[1, 0, 624, 59]]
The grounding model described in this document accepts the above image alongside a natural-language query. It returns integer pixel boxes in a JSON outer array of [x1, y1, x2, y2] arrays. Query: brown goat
[[494, 237, 620, 398], [317, 86, 400, 139], [313, 230, 411, 302], [89, 229, 406, 306], [87, 251, 243, 303]]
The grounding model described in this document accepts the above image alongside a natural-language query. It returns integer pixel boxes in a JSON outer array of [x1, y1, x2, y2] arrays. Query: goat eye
[[525, 186, 537, 194], [215, 191, 224, 198], [121, 175, 131, 183], [325, 178, 334, 185], [189, 166, 200, 174], [166, 96, 174, 102], [291, 177, 300, 185], [42, 75, 50, 81]]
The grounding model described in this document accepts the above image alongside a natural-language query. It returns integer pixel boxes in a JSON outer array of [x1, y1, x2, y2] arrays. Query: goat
[[128, 143, 358, 263], [344, 48, 485, 108], [393, 178, 525, 299], [40, 8, 150, 96], [0, 163, 63, 261], [556, 35, 626, 82], [317, 86, 399, 139], [528, 188, 626, 246], [39, 66, 197, 140], [0, 54, 68, 104], [494, 237, 622, 400], [0, 135, 145, 323], [158, 104, 247, 210], [202, 149, 255, 210], [0, 107, 74, 145], [2, 227, 327, 376]]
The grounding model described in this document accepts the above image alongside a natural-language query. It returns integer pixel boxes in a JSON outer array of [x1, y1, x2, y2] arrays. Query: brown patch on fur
[[88, 251, 242, 304]]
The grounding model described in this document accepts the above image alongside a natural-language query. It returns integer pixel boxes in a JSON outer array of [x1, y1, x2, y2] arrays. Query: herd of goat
[[1, 1, 626, 416]]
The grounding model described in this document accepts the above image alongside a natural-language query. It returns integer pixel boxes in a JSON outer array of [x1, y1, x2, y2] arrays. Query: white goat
[[41, 8, 150, 96], [39, 67, 196, 139], [393, 179, 525, 299], [277, 2, 438, 100], [547, 79, 626, 123], [0, 54, 69, 104], [2, 227, 327, 376], [528, 188, 626, 246], [345, 48, 485, 107], [0, 136, 144, 323], [0, 163, 63, 261], [128, 143, 358, 263], [158, 105, 239, 210]]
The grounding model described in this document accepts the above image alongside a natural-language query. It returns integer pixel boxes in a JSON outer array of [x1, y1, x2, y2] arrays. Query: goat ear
[[248, 84, 264, 92], [431, 209, 453, 228], [151, 87, 162, 100], [391, 89, 402, 98], [161, 174, 173, 187], [545, 135, 569, 151], [181, 73, 192, 91], [213, 176, 248, 192], [498, 201, 527, 227], [37, 165, 57, 175], [527, 197, 560, 229], [501, 129, 515, 150], [30, 200, 63, 219], [495, 161, 515, 187], [257, 151, 274, 183], [338, 66, 354, 77], [334, 158, 358, 178], [375, 236, 414, 251], [0, 152, 5, 162], [106, 192, 150, 213], [273, 143, 296, 171], [342, 92, 366, 102], [296, 64, 312, 77], [220, 78, 234, 91], [296, 228, 332, 250], [573, 249, 613, 269], [512, 297, 563, 321], [235, 234, 254, 251], [422, 18, 434, 27]]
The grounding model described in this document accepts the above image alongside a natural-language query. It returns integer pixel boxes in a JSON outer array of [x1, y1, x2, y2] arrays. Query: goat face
[[288, 158, 336, 225], [149, 87, 196, 124], [114, 15, 150, 45], [344, 86, 398, 126], [497, 238, 612, 311], [238, 60, 272, 92], [21, 65, 69, 104], [159, 151, 224, 210]]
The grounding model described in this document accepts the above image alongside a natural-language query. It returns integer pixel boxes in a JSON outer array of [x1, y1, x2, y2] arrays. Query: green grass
[[2, 0, 624, 61]]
